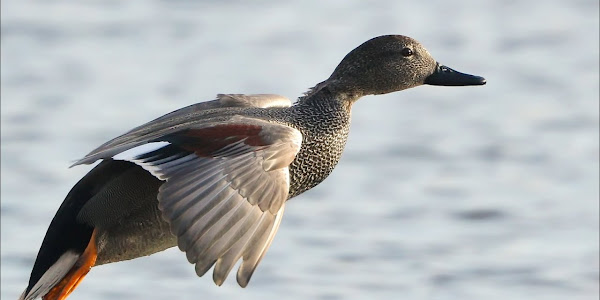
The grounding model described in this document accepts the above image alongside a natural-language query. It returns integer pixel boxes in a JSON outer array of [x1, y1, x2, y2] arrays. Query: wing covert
[[72, 94, 291, 167]]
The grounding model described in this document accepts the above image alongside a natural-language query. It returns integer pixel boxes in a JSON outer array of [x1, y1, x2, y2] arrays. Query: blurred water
[[1, 1, 598, 299]]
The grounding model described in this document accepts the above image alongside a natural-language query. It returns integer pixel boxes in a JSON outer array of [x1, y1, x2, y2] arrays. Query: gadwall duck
[[20, 35, 485, 300]]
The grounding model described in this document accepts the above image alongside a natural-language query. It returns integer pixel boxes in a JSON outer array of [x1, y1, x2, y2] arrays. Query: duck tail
[[20, 160, 136, 300], [19, 214, 96, 300], [20, 224, 97, 300]]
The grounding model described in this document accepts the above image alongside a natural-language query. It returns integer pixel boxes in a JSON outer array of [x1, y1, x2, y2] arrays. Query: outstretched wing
[[100, 115, 302, 286]]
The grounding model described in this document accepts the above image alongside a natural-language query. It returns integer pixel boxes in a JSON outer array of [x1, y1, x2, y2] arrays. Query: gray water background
[[1, 1, 598, 299]]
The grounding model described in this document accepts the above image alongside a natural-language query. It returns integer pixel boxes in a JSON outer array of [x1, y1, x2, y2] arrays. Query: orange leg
[[43, 230, 98, 300]]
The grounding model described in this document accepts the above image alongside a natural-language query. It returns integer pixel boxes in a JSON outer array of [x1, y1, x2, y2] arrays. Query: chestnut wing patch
[[163, 124, 265, 157]]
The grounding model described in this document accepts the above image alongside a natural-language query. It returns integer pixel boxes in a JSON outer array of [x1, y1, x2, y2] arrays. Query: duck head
[[326, 35, 486, 98]]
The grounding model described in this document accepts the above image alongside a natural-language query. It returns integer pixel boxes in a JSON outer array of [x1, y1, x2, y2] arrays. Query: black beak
[[424, 63, 486, 86]]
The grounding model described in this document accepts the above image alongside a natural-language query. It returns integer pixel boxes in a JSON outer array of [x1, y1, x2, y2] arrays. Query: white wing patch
[[112, 141, 176, 180], [112, 141, 171, 161]]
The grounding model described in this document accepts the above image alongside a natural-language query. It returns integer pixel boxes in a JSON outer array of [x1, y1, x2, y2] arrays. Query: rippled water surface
[[1, 1, 598, 299]]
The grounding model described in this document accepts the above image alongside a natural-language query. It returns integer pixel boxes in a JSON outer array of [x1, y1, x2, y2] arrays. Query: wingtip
[[69, 157, 93, 168], [213, 275, 225, 287], [236, 267, 251, 288], [237, 277, 250, 288]]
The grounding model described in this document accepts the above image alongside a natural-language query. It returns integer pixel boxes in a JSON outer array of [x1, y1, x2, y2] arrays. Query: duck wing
[[74, 113, 302, 287]]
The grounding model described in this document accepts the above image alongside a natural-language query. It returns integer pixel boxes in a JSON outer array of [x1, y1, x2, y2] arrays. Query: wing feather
[[237, 207, 283, 287], [182, 188, 239, 263]]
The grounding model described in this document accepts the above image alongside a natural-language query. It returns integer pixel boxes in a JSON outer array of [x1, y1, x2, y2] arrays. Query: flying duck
[[20, 34, 486, 300]]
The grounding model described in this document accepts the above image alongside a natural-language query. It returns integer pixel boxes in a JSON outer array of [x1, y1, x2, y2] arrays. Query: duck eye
[[401, 47, 413, 57]]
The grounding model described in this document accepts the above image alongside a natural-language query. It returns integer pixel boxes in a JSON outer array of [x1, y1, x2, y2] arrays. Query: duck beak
[[424, 63, 486, 86]]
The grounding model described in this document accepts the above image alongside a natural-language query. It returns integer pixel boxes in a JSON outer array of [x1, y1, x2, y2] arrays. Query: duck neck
[[295, 80, 363, 113], [285, 80, 358, 198]]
